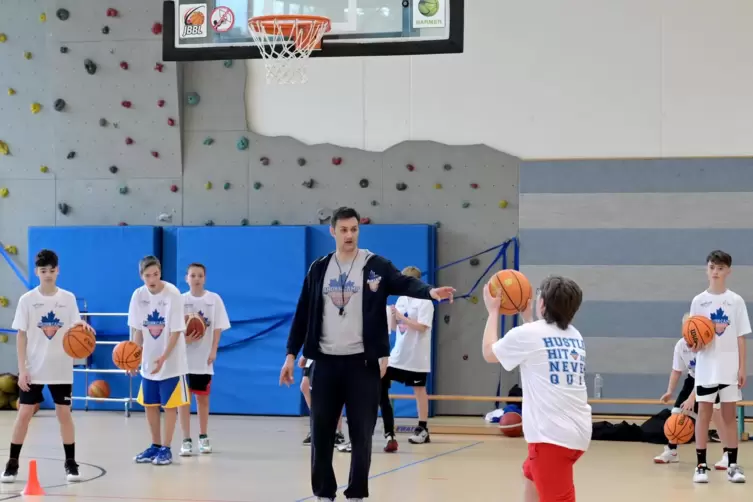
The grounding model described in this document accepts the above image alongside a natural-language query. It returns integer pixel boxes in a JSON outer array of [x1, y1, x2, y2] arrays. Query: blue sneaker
[[152, 447, 173, 466], [134, 445, 161, 464]]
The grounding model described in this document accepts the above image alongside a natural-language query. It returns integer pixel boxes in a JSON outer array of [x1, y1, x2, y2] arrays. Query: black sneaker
[[708, 430, 721, 443], [65, 459, 81, 482], [334, 431, 346, 446], [302, 432, 311, 446], [0, 459, 18, 483]]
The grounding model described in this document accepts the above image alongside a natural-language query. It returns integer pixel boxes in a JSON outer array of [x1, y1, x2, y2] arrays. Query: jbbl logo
[[180, 4, 207, 39]]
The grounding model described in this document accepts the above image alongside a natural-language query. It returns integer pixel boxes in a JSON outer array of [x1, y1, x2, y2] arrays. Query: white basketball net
[[248, 16, 331, 85]]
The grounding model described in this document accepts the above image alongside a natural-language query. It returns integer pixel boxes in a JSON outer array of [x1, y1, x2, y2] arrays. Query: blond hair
[[401, 266, 422, 279], [682, 312, 690, 325]]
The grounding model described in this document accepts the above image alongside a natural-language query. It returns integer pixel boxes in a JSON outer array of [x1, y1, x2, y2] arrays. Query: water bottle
[[594, 374, 603, 399]]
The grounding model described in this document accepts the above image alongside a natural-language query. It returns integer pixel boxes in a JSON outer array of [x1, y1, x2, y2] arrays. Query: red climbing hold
[[360, 217, 371, 224], [152, 22, 162, 35], [154, 62, 164, 72], [406, 164, 415, 172], [106, 8, 119, 17], [157, 99, 165, 107], [121, 100, 131, 108], [151, 151, 159, 158], [470, 183, 479, 189], [119, 61, 128, 70], [125, 137, 133, 145], [332, 157, 343, 166], [170, 184, 178, 193], [167, 118, 175, 126], [118, 221, 127, 226]]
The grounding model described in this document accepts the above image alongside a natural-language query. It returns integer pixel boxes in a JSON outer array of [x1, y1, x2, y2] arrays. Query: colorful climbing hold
[[118, 221, 127, 226], [30, 102, 41, 114], [53, 98, 66, 111], [39, 12, 47, 22], [40, 165, 48, 173], [469, 295, 479, 304], [119, 61, 128, 70], [151, 151, 159, 158], [101, 26, 110, 35], [58, 202, 70, 215], [0, 188, 9, 198], [444, 163, 452, 171], [109, 165, 118, 174], [443, 315, 451, 324], [205, 182, 212, 190], [167, 118, 175, 126], [396, 182, 407, 191], [7, 88, 15, 96], [461, 201, 470, 208], [498, 200, 509, 208], [223, 182, 231, 190], [170, 185, 178, 193], [24, 51, 33, 60], [84, 59, 97, 75], [205, 220, 215, 226], [406, 164, 415, 172], [241, 218, 249, 226], [157, 99, 165, 107], [66, 151, 76, 159], [260, 156, 270, 166], [435, 221, 441, 228], [125, 137, 133, 145], [223, 60, 233, 68], [360, 217, 371, 224], [302, 179, 315, 189], [469, 258, 480, 267], [99, 118, 108, 127], [332, 157, 343, 166], [56, 8, 70, 20], [121, 100, 132, 108], [434, 183, 442, 190], [236, 136, 249, 150], [154, 62, 164, 72], [470, 182, 479, 189], [60, 46, 68, 53], [297, 157, 307, 166], [152, 22, 163, 35], [203, 137, 214, 146], [359, 179, 369, 188], [253, 182, 262, 190], [186, 92, 200, 106], [0, 297, 8, 308], [118, 186, 128, 195], [106, 8, 119, 17], [0, 141, 8, 155], [270, 220, 280, 226], [371, 200, 379, 206], [0, 34, 6, 43]]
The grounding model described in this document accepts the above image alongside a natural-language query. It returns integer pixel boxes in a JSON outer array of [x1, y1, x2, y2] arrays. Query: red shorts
[[522, 443, 584, 502]]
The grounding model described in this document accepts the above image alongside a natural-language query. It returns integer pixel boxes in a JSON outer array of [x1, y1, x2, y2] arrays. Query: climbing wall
[[0, 0, 521, 415]]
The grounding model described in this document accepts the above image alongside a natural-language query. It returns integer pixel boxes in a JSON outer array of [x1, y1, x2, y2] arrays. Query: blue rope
[[0, 243, 30, 289]]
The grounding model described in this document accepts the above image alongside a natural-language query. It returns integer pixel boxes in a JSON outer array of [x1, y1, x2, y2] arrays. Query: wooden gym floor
[[0, 412, 750, 501]]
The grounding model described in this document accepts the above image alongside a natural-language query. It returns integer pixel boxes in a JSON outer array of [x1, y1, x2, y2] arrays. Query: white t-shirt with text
[[128, 282, 188, 381], [183, 290, 231, 375], [672, 338, 696, 378], [388, 296, 434, 373], [12, 287, 81, 384], [690, 289, 751, 387], [492, 319, 592, 452]]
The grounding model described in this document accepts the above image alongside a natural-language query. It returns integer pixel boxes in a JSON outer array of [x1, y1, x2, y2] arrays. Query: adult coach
[[279, 207, 455, 502]]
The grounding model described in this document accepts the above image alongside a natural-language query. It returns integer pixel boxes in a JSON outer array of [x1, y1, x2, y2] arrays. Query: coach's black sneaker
[[302, 432, 312, 445], [0, 459, 18, 483], [334, 431, 346, 446], [708, 430, 721, 442], [65, 459, 81, 482]]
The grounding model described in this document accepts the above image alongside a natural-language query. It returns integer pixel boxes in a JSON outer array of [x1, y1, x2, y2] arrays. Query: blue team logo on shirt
[[397, 311, 409, 333], [323, 274, 359, 308], [710, 307, 729, 336], [197, 310, 211, 327], [143, 310, 165, 339], [38, 311, 63, 340], [689, 358, 696, 369]]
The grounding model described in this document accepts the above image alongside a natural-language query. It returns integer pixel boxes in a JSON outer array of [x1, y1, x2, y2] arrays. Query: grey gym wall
[[519, 158, 753, 415]]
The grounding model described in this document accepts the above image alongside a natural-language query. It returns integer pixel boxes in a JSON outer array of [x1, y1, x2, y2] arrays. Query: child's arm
[[16, 331, 30, 390], [400, 316, 430, 333], [660, 369, 682, 402], [387, 306, 397, 332], [739, 336, 747, 388], [208, 328, 222, 364], [481, 310, 500, 363]]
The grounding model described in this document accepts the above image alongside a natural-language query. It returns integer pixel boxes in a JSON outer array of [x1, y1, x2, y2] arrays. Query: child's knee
[[16, 405, 36, 423], [55, 405, 73, 421]]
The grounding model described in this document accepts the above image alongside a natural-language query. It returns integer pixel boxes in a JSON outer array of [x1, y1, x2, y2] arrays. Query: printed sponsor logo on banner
[[179, 3, 208, 39]]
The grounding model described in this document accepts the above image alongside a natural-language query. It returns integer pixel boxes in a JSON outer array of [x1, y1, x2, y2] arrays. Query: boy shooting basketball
[[179, 263, 231, 456], [689, 250, 748, 484], [1, 250, 92, 483], [482, 276, 591, 502], [128, 256, 189, 466]]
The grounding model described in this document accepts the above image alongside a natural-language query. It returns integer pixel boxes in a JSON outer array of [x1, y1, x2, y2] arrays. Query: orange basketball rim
[[248, 14, 331, 51]]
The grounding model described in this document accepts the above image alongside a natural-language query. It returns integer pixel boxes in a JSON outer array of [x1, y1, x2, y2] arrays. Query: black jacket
[[286, 251, 434, 361]]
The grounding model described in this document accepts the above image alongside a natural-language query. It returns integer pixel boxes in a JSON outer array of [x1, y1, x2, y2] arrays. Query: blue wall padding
[[161, 226, 179, 285], [305, 225, 436, 418], [27, 226, 161, 410], [172, 226, 308, 416]]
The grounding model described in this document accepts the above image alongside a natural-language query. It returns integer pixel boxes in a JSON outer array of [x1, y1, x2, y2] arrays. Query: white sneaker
[[180, 439, 193, 457], [198, 436, 212, 454], [693, 464, 709, 483], [653, 446, 678, 464], [715, 451, 729, 470], [727, 464, 746, 483], [408, 427, 431, 444]]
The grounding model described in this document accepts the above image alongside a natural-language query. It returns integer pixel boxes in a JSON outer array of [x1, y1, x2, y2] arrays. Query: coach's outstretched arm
[[280, 270, 312, 386], [385, 260, 455, 302]]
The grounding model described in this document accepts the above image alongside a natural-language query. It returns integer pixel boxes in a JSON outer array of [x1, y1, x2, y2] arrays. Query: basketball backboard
[[162, 0, 463, 61]]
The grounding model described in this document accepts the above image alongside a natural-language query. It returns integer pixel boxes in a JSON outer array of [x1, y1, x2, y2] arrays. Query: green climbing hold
[[461, 201, 470, 208], [119, 186, 128, 195], [205, 181, 212, 190], [203, 137, 214, 146], [40, 165, 48, 173], [253, 182, 262, 190], [236, 136, 249, 150], [186, 92, 200, 106], [271, 220, 280, 226], [241, 218, 249, 226], [223, 60, 233, 68], [223, 182, 231, 190]]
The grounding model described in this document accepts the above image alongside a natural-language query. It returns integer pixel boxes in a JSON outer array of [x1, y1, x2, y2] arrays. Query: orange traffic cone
[[21, 459, 45, 496]]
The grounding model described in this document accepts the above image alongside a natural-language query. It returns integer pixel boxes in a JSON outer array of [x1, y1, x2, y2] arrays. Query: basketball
[[185, 314, 206, 343], [88, 379, 110, 398], [63, 324, 96, 359], [112, 340, 142, 371], [499, 412, 523, 437], [488, 269, 533, 315], [682, 315, 715, 349], [664, 413, 695, 444], [418, 0, 440, 17]]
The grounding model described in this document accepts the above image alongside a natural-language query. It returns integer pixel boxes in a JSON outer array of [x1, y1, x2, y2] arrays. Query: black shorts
[[382, 366, 428, 388], [186, 374, 212, 395], [20, 384, 72, 406], [303, 366, 312, 378]]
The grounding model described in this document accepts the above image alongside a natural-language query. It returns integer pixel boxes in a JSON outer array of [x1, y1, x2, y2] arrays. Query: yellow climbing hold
[[40, 13, 47, 22], [0, 34, 6, 43], [205, 181, 213, 190], [498, 200, 509, 209], [469, 295, 479, 304], [0, 334, 7, 343], [0, 297, 8, 308], [40, 165, 49, 173], [4, 245, 17, 255], [434, 183, 443, 190], [0, 141, 8, 155], [30, 102, 41, 114], [7, 88, 15, 96], [24, 51, 32, 60], [0, 188, 9, 198]]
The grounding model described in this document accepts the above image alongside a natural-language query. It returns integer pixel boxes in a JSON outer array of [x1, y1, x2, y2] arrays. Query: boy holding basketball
[[689, 250, 748, 484], [1, 249, 92, 483], [128, 256, 189, 466], [482, 275, 591, 502], [178, 263, 231, 456]]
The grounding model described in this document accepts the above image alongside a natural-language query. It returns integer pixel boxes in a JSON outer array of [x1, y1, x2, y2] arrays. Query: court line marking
[[295, 440, 484, 502]]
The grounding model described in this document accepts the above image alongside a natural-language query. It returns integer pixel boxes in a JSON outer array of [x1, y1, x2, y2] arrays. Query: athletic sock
[[9, 443, 22, 460], [696, 448, 707, 466], [199, 434, 207, 439], [727, 448, 738, 465], [151, 443, 162, 449], [418, 421, 428, 430], [668, 443, 677, 450], [63, 443, 75, 460]]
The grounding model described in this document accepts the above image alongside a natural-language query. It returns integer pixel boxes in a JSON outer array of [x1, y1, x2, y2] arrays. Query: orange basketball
[[185, 314, 206, 343], [112, 341, 142, 371], [488, 270, 533, 315], [499, 412, 523, 438], [63, 324, 96, 359], [88, 379, 110, 398], [683, 315, 715, 349], [664, 413, 695, 444]]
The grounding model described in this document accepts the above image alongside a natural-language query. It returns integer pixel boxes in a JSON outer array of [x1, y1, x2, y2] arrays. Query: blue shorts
[[137, 375, 189, 409]]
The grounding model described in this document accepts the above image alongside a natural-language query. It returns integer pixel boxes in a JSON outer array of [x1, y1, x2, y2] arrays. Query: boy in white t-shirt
[[654, 313, 728, 467], [178, 263, 231, 456], [482, 275, 591, 502], [689, 250, 748, 484], [128, 256, 189, 467], [1, 250, 92, 484], [379, 266, 434, 452]]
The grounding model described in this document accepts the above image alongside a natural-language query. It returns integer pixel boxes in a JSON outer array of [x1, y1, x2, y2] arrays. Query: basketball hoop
[[248, 15, 331, 85]]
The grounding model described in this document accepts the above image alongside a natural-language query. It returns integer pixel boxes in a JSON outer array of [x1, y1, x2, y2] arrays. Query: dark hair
[[539, 276, 583, 330], [331, 207, 360, 227], [139, 255, 161, 274], [35, 249, 58, 268], [706, 250, 732, 267], [187, 263, 206, 273]]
